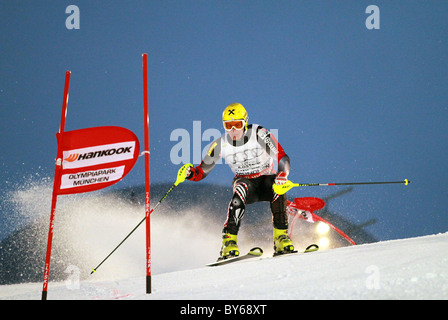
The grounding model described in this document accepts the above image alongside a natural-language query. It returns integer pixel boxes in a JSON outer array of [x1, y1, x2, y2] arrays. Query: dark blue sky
[[1, 1, 447, 241]]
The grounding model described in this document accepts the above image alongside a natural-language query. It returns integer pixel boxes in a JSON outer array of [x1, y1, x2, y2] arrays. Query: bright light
[[318, 237, 330, 248], [316, 222, 330, 234]]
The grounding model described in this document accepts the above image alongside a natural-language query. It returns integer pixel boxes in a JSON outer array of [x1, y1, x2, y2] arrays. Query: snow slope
[[1, 232, 447, 300]]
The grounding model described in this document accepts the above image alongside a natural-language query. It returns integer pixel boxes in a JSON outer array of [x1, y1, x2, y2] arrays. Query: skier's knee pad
[[224, 192, 246, 234], [230, 182, 249, 215], [230, 193, 245, 210], [229, 192, 246, 221]]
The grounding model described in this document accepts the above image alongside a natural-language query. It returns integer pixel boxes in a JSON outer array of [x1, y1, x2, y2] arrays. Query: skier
[[184, 103, 293, 260]]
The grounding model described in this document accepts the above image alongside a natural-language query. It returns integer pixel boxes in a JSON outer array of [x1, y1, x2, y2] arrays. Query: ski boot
[[273, 228, 295, 255], [218, 233, 239, 261]]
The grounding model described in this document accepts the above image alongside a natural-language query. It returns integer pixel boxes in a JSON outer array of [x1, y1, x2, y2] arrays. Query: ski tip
[[249, 247, 263, 256], [305, 244, 319, 252]]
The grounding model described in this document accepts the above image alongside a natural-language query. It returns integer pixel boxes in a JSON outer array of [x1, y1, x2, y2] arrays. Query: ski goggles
[[223, 120, 246, 131]]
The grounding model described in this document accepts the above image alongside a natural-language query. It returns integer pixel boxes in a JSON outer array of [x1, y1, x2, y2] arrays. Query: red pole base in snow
[[146, 275, 151, 294]]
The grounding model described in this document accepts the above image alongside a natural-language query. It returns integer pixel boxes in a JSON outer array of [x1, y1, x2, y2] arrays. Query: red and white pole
[[42, 71, 71, 300], [142, 54, 151, 294]]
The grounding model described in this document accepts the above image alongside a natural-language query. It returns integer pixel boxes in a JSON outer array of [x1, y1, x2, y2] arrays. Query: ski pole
[[90, 163, 192, 274], [273, 179, 410, 195]]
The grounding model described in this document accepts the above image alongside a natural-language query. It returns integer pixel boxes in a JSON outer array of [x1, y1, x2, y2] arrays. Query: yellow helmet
[[222, 103, 248, 130]]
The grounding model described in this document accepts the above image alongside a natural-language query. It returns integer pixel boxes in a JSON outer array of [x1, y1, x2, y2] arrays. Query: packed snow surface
[[1, 232, 447, 300]]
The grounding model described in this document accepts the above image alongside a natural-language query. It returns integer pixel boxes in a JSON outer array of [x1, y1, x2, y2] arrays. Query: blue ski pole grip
[[175, 163, 193, 186]]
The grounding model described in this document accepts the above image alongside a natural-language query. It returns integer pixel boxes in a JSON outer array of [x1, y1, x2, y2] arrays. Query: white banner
[[60, 166, 125, 190], [62, 141, 136, 169]]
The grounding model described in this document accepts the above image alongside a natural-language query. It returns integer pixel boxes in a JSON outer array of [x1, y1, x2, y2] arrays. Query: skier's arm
[[186, 138, 221, 181], [278, 154, 290, 175], [256, 126, 290, 179]]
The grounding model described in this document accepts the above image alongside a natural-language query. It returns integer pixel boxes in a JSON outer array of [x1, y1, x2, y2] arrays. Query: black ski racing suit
[[187, 124, 291, 235]]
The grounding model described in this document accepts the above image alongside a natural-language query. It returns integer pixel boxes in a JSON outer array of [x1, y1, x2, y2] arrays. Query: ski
[[206, 247, 263, 267], [206, 244, 318, 266], [273, 244, 319, 257]]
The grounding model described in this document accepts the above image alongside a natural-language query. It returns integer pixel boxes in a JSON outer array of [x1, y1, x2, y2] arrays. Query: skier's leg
[[257, 174, 290, 230], [223, 180, 250, 233], [220, 178, 253, 259], [271, 193, 288, 230], [271, 188, 294, 254]]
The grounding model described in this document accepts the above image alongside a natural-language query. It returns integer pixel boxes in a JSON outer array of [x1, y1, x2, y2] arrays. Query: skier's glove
[[185, 165, 204, 181], [274, 171, 288, 185], [185, 165, 194, 180]]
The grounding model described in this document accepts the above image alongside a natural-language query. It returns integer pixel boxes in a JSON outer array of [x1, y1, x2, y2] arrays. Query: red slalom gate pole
[[42, 71, 71, 300], [142, 53, 151, 294]]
